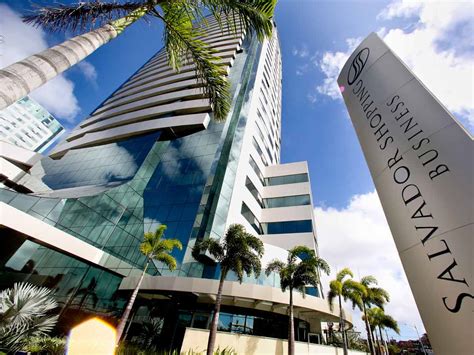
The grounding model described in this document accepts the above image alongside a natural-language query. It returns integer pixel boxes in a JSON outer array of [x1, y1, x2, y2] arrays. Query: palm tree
[[0, 0, 277, 120], [265, 246, 330, 355], [192, 223, 264, 355], [0, 282, 58, 352], [365, 307, 399, 355], [116, 224, 182, 343], [358, 275, 390, 355], [327, 268, 365, 355]]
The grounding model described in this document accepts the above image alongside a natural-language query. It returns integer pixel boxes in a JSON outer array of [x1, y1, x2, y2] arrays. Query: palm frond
[[215, 224, 264, 282], [343, 280, 366, 296], [193, 237, 225, 262], [336, 267, 354, 282], [0, 283, 58, 352], [294, 270, 319, 290], [346, 290, 363, 311], [327, 289, 337, 312], [161, 238, 183, 252], [381, 314, 400, 334], [360, 275, 377, 287], [140, 225, 181, 272], [23, 1, 148, 33], [233, 251, 262, 278], [243, 232, 264, 257], [155, 252, 178, 271], [156, 4, 231, 121], [202, 0, 276, 41], [154, 224, 167, 238], [367, 287, 390, 310], [329, 280, 342, 295], [315, 257, 331, 276], [265, 259, 285, 276], [366, 307, 399, 334]]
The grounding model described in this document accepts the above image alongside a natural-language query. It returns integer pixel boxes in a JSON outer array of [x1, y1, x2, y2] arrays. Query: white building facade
[[0, 96, 64, 153]]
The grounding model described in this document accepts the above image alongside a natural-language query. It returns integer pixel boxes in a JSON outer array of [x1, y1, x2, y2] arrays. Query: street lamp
[[413, 324, 427, 355], [400, 322, 427, 355]]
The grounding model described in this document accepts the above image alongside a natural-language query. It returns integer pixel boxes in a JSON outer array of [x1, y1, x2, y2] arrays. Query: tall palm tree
[[265, 246, 330, 355], [192, 223, 264, 355], [0, 282, 58, 352], [358, 275, 390, 355], [0, 0, 277, 121], [365, 307, 399, 355], [359, 275, 390, 354], [115, 224, 182, 343], [327, 268, 365, 355]]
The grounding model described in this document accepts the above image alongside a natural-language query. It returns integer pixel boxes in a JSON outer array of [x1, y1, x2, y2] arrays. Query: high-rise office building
[[0, 17, 350, 352], [0, 96, 64, 153]]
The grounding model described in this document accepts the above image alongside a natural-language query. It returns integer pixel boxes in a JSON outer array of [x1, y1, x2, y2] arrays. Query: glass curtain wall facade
[[0, 96, 64, 153], [0, 16, 345, 351]]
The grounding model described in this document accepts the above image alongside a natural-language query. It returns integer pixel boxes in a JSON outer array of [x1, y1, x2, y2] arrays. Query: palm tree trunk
[[116, 258, 149, 344], [338, 295, 348, 355], [373, 327, 380, 355], [206, 270, 226, 355], [378, 326, 388, 355], [0, 7, 147, 110], [288, 288, 295, 355], [363, 303, 376, 355]]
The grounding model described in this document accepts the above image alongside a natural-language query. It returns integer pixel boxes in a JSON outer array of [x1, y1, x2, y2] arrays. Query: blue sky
[[1, 0, 473, 342]]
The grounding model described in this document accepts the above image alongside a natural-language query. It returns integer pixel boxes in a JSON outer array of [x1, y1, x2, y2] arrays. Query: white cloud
[[314, 38, 361, 100], [315, 191, 425, 339], [292, 44, 309, 58], [307, 92, 317, 104], [296, 63, 310, 76], [377, 0, 423, 20], [77, 60, 98, 85], [316, 50, 352, 100], [0, 4, 80, 122], [313, 0, 474, 130], [381, 1, 474, 127]]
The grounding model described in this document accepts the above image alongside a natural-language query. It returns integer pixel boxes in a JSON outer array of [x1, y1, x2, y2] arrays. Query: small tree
[[116, 225, 182, 343], [193, 224, 264, 355], [0, 282, 58, 352], [327, 268, 365, 355], [265, 246, 330, 355], [365, 307, 399, 355]]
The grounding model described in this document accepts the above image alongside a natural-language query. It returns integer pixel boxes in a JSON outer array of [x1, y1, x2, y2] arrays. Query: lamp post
[[400, 322, 427, 355], [413, 324, 427, 355]]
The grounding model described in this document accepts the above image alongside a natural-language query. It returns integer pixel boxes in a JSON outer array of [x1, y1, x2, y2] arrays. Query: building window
[[265, 173, 309, 186], [252, 138, 268, 166], [241, 202, 262, 234], [246, 177, 264, 208], [305, 286, 320, 297], [263, 195, 311, 208], [249, 156, 264, 185], [262, 220, 313, 234]]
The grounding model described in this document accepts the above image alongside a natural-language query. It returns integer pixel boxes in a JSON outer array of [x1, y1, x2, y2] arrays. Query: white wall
[[181, 328, 368, 355]]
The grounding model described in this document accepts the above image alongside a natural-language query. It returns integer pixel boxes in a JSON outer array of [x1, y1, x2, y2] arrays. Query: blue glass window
[[241, 202, 262, 234], [265, 173, 309, 186], [263, 194, 311, 208], [305, 286, 320, 297], [262, 220, 312, 234], [249, 156, 264, 185], [245, 177, 263, 208], [252, 138, 268, 166]]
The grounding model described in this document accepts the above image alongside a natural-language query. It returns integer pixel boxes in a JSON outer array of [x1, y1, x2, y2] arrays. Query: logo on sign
[[347, 47, 369, 85]]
